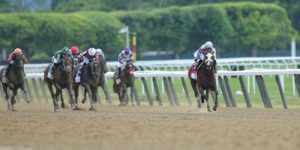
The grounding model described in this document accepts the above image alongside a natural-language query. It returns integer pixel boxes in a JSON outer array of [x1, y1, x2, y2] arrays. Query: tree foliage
[[0, 12, 124, 57]]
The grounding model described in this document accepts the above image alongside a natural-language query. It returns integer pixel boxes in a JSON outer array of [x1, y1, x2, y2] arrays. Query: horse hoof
[[213, 106, 217, 111], [73, 107, 80, 110], [81, 100, 85, 104], [89, 107, 96, 111], [61, 103, 65, 108], [208, 109, 212, 112], [26, 100, 30, 104]]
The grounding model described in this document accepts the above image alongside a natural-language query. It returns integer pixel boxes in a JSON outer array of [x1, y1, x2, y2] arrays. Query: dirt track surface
[[0, 102, 300, 150]]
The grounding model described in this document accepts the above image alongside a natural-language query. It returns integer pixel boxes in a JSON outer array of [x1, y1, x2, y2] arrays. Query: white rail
[[26, 69, 300, 78]]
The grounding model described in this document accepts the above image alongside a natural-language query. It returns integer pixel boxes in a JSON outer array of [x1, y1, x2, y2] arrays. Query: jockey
[[96, 48, 108, 73], [70, 46, 80, 67], [116, 47, 133, 83], [75, 48, 99, 83], [70, 46, 80, 58], [47, 47, 71, 79], [194, 44, 206, 65], [204, 41, 217, 72], [2, 48, 28, 83]]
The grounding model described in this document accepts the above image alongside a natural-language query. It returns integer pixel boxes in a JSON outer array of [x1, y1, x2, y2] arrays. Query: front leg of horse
[[54, 90, 62, 111], [68, 87, 78, 110], [81, 88, 87, 104], [10, 89, 18, 111], [130, 87, 134, 106], [83, 84, 94, 111], [205, 91, 211, 112], [3, 85, 11, 110], [21, 86, 29, 104], [212, 90, 218, 111]]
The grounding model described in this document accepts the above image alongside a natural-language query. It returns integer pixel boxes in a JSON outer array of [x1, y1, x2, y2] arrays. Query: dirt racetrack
[[0, 101, 300, 150]]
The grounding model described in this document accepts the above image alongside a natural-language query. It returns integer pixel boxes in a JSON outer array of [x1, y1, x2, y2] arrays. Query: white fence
[[2, 69, 296, 109], [1, 56, 300, 73]]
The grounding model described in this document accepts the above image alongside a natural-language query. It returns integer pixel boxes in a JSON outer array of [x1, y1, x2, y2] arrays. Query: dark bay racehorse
[[113, 62, 135, 106], [189, 53, 218, 112], [0, 53, 29, 111], [81, 58, 109, 104], [44, 56, 78, 111], [74, 59, 101, 111]]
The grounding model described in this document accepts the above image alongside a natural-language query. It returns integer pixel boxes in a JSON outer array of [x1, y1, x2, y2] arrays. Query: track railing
[[1, 69, 300, 109]]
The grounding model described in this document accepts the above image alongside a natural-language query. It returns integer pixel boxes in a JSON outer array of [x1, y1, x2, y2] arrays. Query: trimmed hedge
[[0, 12, 124, 56], [0, 2, 297, 60]]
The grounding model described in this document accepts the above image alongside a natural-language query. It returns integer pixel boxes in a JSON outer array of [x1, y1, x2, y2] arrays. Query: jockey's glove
[[9, 60, 14, 65]]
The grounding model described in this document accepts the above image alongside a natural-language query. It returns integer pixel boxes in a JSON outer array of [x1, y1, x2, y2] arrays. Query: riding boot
[[47, 64, 54, 79], [116, 67, 121, 84], [75, 64, 83, 83]]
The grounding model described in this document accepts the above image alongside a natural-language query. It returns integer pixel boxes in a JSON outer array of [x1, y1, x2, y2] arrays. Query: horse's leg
[[90, 86, 98, 111], [67, 86, 78, 110], [54, 89, 62, 110], [130, 86, 134, 106], [20, 85, 29, 104], [125, 87, 129, 105], [81, 88, 87, 104], [196, 84, 202, 108], [205, 90, 211, 112], [122, 86, 127, 106], [3, 84, 11, 110], [59, 92, 65, 108], [11, 89, 17, 111], [117, 85, 123, 106], [82, 83, 94, 111], [74, 83, 79, 106], [211, 90, 218, 111], [46, 81, 58, 111]]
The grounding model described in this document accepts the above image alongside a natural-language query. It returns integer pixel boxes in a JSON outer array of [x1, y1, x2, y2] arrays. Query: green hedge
[[113, 2, 297, 55], [0, 2, 297, 60], [0, 12, 124, 57]]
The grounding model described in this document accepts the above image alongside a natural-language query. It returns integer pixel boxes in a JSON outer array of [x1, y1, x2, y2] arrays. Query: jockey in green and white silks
[[47, 47, 71, 79]]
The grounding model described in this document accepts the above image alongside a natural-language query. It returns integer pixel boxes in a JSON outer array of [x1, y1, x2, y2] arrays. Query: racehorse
[[113, 62, 135, 106], [44, 56, 78, 111], [188, 53, 218, 112], [0, 53, 29, 111], [81, 58, 110, 104], [74, 58, 101, 111]]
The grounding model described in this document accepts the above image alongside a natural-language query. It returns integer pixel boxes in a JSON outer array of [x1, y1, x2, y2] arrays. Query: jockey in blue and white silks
[[116, 48, 133, 83]]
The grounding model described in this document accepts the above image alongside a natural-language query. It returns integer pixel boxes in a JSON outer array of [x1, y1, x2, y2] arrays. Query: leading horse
[[44, 56, 78, 111], [0, 53, 29, 111], [188, 53, 218, 112], [74, 58, 101, 111]]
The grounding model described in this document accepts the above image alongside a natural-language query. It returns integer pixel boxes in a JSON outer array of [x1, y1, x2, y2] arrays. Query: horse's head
[[61, 56, 72, 72], [204, 53, 214, 71], [90, 58, 101, 76], [124, 62, 135, 79], [13, 53, 24, 68]]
